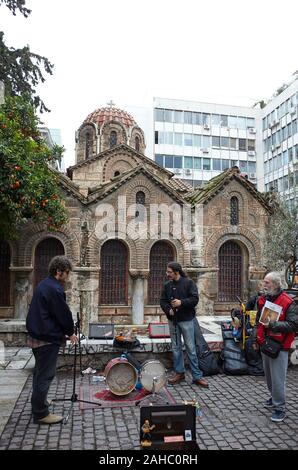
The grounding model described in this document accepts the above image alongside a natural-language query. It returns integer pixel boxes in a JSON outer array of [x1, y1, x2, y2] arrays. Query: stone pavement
[[0, 345, 298, 450]]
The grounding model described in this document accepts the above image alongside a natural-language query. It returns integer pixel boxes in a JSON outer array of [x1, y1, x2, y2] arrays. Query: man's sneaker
[[263, 398, 274, 409], [34, 414, 63, 425], [270, 410, 286, 422]]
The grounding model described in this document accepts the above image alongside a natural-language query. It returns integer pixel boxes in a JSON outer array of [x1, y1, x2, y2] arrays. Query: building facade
[[0, 106, 273, 329]]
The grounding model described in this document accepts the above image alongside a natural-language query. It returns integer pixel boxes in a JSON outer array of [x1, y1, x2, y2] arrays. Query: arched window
[[135, 135, 140, 152], [230, 196, 239, 225], [114, 171, 120, 177], [110, 131, 117, 148], [85, 132, 92, 159], [136, 191, 145, 205], [135, 191, 146, 220], [34, 238, 64, 289], [148, 242, 175, 304], [218, 241, 242, 301], [100, 240, 128, 304], [0, 241, 11, 306]]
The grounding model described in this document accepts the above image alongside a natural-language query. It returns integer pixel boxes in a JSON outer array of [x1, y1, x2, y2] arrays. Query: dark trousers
[[31, 344, 60, 421]]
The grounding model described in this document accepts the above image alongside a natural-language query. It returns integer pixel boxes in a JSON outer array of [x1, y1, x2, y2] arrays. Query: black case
[[140, 404, 199, 451]]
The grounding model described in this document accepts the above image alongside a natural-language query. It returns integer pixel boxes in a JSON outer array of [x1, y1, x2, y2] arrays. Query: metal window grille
[[218, 241, 242, 302], [0, 241, 11, 306], [148, 242, 174, 305], [230, 196, 239, 225], [34, 238, 64, 289], [100, 240, 128, 305]]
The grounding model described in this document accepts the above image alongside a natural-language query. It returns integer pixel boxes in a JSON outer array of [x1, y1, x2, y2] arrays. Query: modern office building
[[153, 97, 260, 188], [261, 79, 298, 204], [39, 126, 65, 172]]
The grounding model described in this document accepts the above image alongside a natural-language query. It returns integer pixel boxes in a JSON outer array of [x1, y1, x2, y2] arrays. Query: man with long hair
[[160, 262, 208, 387]]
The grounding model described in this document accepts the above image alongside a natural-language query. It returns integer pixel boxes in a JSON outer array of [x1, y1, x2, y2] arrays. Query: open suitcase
[[140, 404, 199, 451]]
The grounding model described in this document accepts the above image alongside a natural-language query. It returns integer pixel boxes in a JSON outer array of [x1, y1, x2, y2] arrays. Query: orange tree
[[0, 95, 68, 239]]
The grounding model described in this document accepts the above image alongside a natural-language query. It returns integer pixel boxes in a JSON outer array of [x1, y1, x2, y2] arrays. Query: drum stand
[[52, 313, 102, 424], [135, 374, 170, 406]]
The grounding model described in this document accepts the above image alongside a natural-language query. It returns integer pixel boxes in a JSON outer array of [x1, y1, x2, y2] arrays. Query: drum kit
[[104, 356, 167, 400]]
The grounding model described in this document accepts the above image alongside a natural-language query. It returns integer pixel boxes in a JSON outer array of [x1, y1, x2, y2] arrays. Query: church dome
[[84, 107, 137, 129]]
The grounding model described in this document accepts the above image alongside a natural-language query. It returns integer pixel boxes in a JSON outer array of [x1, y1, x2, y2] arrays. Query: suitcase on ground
[[140, 404, 199, 451]]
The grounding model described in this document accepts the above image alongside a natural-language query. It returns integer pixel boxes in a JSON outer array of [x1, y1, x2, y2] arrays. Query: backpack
[[194, 318, 219, 376]]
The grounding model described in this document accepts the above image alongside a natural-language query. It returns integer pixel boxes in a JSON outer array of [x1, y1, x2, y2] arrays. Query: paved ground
[[0, 347, 298, 450]]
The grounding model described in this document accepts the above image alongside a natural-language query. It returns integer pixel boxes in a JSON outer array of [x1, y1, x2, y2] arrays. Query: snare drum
[[139, 359, 166, 392], [104, 357, 137, 396]]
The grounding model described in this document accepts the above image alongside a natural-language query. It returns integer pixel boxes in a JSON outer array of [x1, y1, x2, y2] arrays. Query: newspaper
[[259, 300, 282, 326]]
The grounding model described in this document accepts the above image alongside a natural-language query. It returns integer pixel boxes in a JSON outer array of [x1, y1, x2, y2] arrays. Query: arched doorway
[[218, 241, 242, 302], [148, 241, 175, 304], [100, 240, 128, 304], [34, 238, 65, 289], [0, 241, 11, 306]]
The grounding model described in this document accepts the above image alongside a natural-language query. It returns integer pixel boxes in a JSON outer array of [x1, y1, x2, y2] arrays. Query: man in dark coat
[[26, 256, 78, 424], [160, 262, 208, 387]]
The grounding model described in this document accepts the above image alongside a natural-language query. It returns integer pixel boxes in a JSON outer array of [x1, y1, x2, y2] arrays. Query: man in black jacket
[[26, 256, 78, 424], [160, 262, 208, 387]]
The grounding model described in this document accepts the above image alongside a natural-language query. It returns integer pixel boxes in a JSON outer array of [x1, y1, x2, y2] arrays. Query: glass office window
[[288, 147, 293, 162], [277, 153, 282, 169], [247, 117, 255, 128], [174, 133, 183, 145], [212, 158, 221, 171], [202, 135, 211, 147], [194, 157, 201, 169], [231, 159, 238, 167], [222, 160, 230, 170], [239, 138, 247, 151], [212, 114, 221, 126], [247, 139, 255, 151], [221, 137, 229, 148], [184, 156, 193, 169], [239, 160, 247, 172], [230, 138, 237, 149], [155, 109, 164, 121], [165, 132, 173, 144], [203, 158, 211, 170], [164, 109, 173, 122], [165, 155, 173, 168], [202, 113, 210, 126], [184, 111, 192, 124], [193, 134, 201, 147], [220, 115, 228, 127], [174, 111, 183, 123], [155, 154, 164, 166], [174, 156, 183, 168], [229, 115, 238, 128], [184, 133, 193, 146], [192, 112, 201, 125], [238, 117, 246, 129], [292, 119, 297, 135], [212, 136, 220, 147], [248, 161, 256, 173], [283, 150, 288, 166]]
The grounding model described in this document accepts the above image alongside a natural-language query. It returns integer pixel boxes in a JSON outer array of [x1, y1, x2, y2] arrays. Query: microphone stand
[[52, 312, 103, 424]]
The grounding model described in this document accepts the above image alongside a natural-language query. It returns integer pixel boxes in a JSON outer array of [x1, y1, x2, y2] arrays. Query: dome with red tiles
[[84, 106, 137, 129]]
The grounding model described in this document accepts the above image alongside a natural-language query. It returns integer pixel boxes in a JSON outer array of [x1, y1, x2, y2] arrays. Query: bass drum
[[140, 359, 166, 392], [104, 357, 137, 396]]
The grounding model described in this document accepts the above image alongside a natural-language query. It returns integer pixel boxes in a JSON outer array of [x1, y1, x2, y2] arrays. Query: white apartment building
[[153, 97, 261, 188], [39, 126, 65, 172], [261, 80, 298, 204]]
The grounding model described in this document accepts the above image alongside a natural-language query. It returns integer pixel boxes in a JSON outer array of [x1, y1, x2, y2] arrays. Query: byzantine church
[[0, 105, 273, 330]]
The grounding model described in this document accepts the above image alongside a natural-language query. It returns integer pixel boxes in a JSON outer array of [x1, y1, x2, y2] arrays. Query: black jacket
[[160, 277, 199, 322], [26, 276, 74, 345]]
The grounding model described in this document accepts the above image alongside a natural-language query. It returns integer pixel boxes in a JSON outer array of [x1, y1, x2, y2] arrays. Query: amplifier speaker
[[88, 323, 114, 339], [148, 322, 170, 338]]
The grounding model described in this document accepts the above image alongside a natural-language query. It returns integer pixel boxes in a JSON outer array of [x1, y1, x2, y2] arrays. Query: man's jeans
[[31, 344, 60, 420], [168, 319, 203, 381]]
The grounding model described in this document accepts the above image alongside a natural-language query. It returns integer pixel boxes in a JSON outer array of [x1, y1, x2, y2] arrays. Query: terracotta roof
[[169, 178, 194, 193], [83, 107, 137, 128]]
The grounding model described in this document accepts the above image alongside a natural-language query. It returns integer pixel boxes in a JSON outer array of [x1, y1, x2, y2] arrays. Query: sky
[[1, 0, 298, 168]]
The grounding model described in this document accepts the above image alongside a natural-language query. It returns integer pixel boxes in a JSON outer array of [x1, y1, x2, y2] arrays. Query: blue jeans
[[168, 319, 203, 381], [31, 344, 60, 420]]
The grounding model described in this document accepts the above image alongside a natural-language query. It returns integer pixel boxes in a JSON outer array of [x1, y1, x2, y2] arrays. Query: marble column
[[72, 267, 100, 336], [130, 270, 149, 325], [10, 267, 33, 319]]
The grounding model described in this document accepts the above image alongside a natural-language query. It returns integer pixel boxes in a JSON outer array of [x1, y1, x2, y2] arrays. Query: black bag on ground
[[244, 337, 264, 375], [221, 321, 235, 341], [194, 318, 219, 376], [261, 336, 282, 359], [222, 339, 248, 375]]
